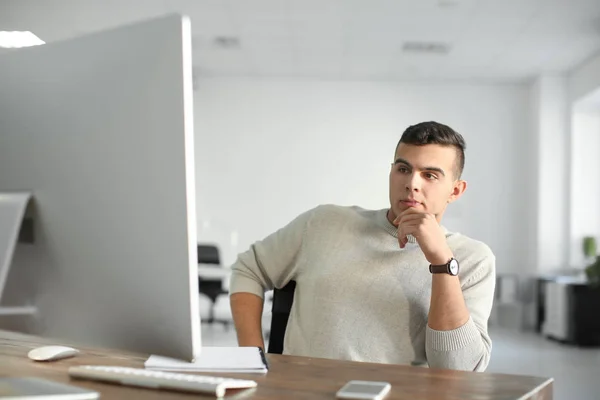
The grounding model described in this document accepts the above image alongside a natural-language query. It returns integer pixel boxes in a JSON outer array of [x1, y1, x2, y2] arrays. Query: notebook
[[144, 347, 269, 374]]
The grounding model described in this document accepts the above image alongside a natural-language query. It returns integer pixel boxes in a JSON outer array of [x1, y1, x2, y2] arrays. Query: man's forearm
[[426, 272, 490, 371], [426, 251, 495, 371], [230, 292, 266, 349], [428, 272, 470, 331]]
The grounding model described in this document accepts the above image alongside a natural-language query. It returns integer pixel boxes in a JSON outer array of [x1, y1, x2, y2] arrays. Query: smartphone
[[0, 377, 99, 399], [336, 380, 391, 400]]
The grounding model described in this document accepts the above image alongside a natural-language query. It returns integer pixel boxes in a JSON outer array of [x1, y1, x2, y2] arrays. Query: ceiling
[[1, 0, 600, 83]]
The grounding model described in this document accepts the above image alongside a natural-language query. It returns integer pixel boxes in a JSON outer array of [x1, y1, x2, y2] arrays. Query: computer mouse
[[28, 345, 79, 362]]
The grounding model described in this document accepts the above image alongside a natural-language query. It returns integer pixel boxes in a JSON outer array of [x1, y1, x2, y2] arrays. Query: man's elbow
[[427, 343, 491, 372], [465, 349, 491, 372]]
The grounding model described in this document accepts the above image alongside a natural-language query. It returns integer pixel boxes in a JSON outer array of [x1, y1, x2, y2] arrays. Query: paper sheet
[[145, 347, 268, 374]]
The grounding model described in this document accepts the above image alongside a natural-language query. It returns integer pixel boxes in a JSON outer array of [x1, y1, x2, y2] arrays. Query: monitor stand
[[0, 193, 36, 316]]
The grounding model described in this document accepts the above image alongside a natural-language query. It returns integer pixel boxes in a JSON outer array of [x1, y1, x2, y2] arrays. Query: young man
[[228, 121, 495, 372]]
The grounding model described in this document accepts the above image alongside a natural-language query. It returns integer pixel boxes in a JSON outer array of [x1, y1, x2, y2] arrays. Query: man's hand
[[393, 208, 452, 264]]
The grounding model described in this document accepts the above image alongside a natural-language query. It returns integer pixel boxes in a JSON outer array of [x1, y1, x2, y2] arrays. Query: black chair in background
[[267, 280, 296, 354], [197, 244, 229, 327], [198, 244, 220, 265]]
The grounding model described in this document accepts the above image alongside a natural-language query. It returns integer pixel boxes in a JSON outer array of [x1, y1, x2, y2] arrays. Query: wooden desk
[[1, 330, 553, 399]]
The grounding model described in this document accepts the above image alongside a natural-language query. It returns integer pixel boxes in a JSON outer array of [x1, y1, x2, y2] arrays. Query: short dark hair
[[396, 121, 466, 178]]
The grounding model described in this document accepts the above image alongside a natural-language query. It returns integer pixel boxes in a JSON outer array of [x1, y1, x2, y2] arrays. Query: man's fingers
[[395, 214, 427, 229], [397, 213, 425, 225], [397, 222, 418, 246], [399, 206, 421, 215], [393, 207, 420, 224], [399, 238, 407, 248], [396, 207, 420, 219], [395, 211, 437, 227]]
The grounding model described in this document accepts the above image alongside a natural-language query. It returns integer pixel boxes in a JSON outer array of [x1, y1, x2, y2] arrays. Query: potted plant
[[583, 236, 596, 260], [586, 256, 600, 288], [582, 237, 600, 287]]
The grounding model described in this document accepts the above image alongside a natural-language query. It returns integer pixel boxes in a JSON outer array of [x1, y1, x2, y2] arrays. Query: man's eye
[[398, 167, 409, 173], [425, 173, 438, 180]]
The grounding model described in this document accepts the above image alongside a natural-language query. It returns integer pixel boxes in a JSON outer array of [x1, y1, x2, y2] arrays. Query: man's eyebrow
[[394, 158, 412, 167], [393, 158, 446, 177]]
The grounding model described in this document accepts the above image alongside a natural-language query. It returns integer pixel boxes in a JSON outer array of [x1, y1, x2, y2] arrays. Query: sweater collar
[[375, 209, 449, 242]]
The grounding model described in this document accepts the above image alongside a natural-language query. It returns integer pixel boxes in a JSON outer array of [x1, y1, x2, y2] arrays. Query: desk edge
[[516, 377, 554, 400]]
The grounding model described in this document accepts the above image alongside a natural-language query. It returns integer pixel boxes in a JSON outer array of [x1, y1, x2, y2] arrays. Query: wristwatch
[[429, 258, 459, 276]]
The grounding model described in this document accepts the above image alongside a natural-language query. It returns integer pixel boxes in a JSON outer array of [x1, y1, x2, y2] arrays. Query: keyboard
[[68, 365, 258, 397]]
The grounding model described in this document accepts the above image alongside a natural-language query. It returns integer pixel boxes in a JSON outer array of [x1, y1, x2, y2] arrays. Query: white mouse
[[28, 345, 79, 362]]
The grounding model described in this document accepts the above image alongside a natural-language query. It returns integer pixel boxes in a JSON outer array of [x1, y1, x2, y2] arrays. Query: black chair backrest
[[197, 244, 224, 301], [197, 244, 220, 265], [267, 280, 296, 354]]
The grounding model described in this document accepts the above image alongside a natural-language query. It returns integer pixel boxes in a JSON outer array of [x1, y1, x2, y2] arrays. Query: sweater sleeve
[[228, 208, 314, 299], [425, 251, 496, 372]]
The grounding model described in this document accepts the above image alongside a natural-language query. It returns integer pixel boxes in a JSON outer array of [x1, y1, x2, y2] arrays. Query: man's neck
[[386, 209, 396, 225]]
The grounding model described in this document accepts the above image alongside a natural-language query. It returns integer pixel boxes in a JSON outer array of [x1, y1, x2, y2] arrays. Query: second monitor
[[0, 14, 201, 361]]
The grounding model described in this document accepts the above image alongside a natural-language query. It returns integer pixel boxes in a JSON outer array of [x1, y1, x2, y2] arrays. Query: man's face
[[388, 143, 466, 222]]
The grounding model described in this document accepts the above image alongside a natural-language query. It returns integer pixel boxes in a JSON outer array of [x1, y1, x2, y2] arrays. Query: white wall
[[570, 110, 600, 267], [531, 75, 570, 273], [193, 78, 531, 273], [566, 53, 600, 267]]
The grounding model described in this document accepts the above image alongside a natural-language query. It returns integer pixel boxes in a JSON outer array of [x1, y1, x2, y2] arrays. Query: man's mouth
[[401, 200, 421, 207]]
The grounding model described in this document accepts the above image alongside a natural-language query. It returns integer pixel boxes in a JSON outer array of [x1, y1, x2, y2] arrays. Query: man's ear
[[448, 180, 467, 204]]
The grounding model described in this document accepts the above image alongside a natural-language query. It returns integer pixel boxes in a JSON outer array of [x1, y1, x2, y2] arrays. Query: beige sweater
[[229, 205, 496, 371]]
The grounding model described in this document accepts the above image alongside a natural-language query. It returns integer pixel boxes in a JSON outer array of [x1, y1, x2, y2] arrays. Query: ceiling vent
[[438, 0, 461, 7], [213, 36, 241, 49], [402, 41, 451, 55]]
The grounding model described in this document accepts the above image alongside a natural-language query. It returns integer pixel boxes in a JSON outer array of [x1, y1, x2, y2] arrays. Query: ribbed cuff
[[426, 316, 481, 351], [228, 273, 265, 299]]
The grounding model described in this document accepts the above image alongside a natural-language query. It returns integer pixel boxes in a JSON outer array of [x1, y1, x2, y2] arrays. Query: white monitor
[[0, 14, 201, 361]]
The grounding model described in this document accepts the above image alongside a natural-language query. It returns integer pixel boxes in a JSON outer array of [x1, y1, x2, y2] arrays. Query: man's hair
[[396, 121, 466, 178]]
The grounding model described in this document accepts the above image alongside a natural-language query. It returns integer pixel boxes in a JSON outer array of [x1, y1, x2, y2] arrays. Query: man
[[228, 121, 495, 372]]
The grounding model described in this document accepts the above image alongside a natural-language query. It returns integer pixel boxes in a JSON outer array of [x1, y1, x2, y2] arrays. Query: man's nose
[[405, 173, 421, 192]]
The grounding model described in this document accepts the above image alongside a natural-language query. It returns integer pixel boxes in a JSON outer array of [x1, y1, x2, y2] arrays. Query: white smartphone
[[336, 380, 391, 400]]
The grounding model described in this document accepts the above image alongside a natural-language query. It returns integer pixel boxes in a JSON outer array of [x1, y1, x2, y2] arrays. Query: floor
[[486, 327, 600, 400], [200, 322, 600, 400]]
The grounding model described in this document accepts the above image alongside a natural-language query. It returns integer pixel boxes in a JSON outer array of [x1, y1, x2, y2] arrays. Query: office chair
[[267, 280, 296, 354], [197, 244, 229, 327]]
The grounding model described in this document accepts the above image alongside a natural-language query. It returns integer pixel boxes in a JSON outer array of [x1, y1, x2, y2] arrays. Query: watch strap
[[429, 264, 450, 274], [429, 258, 458, 275]]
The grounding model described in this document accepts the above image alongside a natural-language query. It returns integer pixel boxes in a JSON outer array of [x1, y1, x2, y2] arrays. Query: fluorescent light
[[0, 31, 45, 48]]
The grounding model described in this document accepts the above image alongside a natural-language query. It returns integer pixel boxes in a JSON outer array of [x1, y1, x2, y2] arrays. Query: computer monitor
[[0, 14, 201, 361]]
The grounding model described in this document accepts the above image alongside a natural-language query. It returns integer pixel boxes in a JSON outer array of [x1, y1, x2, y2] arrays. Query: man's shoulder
[[300, 204, 381, 229], [446, 231, 495, 265], [445, 232, 495, 286], [309, 203, 375, 218]]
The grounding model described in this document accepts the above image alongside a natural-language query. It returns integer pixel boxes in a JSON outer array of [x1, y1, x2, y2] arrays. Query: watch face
[[449, 259, 459, 275]]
